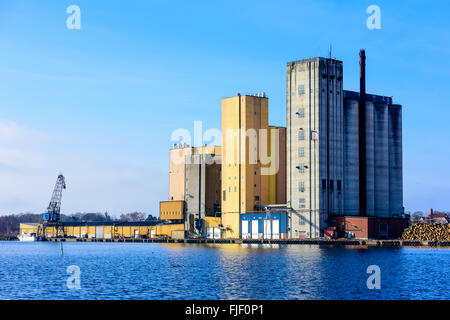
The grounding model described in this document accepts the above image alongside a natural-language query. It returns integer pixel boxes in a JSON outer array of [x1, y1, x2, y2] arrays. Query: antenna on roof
[[329, 45, 332, 60]]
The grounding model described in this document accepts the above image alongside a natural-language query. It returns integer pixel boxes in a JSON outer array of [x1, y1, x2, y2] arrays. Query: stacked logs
[[401, 223, 450, 241]]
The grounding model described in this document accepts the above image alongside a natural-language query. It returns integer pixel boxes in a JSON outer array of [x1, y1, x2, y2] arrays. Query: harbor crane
[[38, 174, 66, 239]]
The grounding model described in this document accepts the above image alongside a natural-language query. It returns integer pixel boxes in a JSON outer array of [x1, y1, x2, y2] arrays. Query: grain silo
[[388, 104, 403, 216], [374, 102, 389, 217], [343, 98, 360, 215]]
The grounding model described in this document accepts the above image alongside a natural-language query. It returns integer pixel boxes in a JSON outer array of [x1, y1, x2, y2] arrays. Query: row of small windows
[[292, 86, 342, 96], [162, 211, 182, 216], [297, 180, 343, 192]]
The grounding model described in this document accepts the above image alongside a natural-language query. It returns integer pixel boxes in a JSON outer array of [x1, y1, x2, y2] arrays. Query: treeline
[[0, 212, 158, 235]]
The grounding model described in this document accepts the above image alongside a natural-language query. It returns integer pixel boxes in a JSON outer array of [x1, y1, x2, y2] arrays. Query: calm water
[[0, 241, 448, 300]]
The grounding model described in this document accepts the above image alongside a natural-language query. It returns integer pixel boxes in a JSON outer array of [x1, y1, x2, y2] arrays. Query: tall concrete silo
[[365, 100, 375, 216], [374, 103, 389, 217], [388, 104, 403, 216], [343, 98, 360, 215]]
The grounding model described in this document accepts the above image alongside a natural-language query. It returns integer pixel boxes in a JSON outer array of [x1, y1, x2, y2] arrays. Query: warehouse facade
[[20, 221, 185, 240]]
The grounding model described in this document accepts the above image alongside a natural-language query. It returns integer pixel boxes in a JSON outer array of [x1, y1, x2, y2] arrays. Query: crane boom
[[42, 174, 66, 222]]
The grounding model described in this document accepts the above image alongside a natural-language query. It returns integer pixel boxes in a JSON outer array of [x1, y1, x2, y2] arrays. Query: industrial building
[[19, 221, 185, 239], [221, 93, 287, 239], [184, 152, 222, 235], [286, 50, 405, 239], [169, 145, 221, 201], [162, 145, 222, 237], [20, 50, 405, 242]]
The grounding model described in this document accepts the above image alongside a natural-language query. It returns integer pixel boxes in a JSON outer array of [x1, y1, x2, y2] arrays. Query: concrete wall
[[374, 103, 390, 217], [365, 100, 376, 216], [221, 94, 269, 238], [184, 154, 221, 235], [268, 126, 286, 205], [388, 105, 403, 216], [343, 99, 360, 215], [343, 93, 402, 219], [159, 200, 184, 220], [287, 57, 343, 238], [169, 146, 221, 202], [169, 147, 192, 201]]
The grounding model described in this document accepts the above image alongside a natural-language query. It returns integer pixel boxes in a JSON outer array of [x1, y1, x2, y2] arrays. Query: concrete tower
[[221, 94, 269, 238], [286, 58, 344, 239]]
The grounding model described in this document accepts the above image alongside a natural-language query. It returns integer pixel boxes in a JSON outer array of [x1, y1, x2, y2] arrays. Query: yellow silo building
[[221, 93, 286, 238]]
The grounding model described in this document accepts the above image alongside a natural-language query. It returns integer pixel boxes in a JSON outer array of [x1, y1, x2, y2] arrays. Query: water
[[0, 241, 448, 300]]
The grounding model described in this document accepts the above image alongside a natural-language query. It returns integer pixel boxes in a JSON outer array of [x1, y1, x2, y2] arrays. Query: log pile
[[401, 223, 450, 241]]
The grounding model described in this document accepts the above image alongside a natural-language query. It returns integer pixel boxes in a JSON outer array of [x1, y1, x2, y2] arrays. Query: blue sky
[[0, 0, 449, 216]]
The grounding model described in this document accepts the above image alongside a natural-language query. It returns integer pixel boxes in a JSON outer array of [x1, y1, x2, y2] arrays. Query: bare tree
[[119, 212, 146, 222]]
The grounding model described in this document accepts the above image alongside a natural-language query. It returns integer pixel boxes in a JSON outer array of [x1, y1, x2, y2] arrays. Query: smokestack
[[359, 49, 367, 216]]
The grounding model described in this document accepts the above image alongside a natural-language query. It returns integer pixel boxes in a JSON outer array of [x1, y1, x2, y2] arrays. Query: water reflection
[[0, 242, 448, 300]]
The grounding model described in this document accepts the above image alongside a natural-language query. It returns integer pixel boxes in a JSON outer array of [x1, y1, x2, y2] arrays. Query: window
[[322, 179, 327, 190], [299, 215, 306, 225], [299, 198, 306, 209], [298, 164, 306, 173], [298, 66, 305, 72], [234, 186, 237, 192], [330, 180, 334, 190], [297, 108, 305, 118], [298, 147, 305, 157], [337, 180, 342, 191], [298, 85, 305, 95], [299, 182, 305, 192], [298, 130, 305, 140], [228, 187, 231, 192], [255, 196, 260, 201]]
